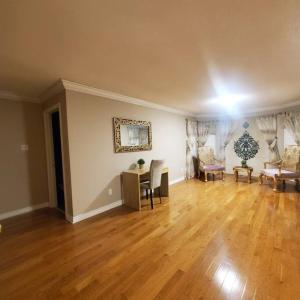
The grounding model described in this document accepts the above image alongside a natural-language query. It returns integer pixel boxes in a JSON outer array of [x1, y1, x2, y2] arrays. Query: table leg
[[248, 170, 252, 183], [235, 170, 238, 182], [122, 173, 141, 210], [160, 172, 169, 197]]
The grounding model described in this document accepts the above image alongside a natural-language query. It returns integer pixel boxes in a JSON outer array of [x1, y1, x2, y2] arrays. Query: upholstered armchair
[[259, 145, 300, 191], [198, 146, 225, 182]]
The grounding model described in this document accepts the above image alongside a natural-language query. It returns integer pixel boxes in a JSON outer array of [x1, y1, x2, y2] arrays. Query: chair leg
[[273, 178, 278, 192], [159, 187, 162, 204], [222, 171, 224, 181], [150, 189, 154, 209], [295, 179, 300, 191], [259, 174, 263, 185], [205, 172, 208, 182], [146, 189, 148, 200], [283, 180, 286, 190]]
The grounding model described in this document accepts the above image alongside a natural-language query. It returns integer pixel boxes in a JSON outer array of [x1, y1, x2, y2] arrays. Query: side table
[[233, 166, 253, 183]]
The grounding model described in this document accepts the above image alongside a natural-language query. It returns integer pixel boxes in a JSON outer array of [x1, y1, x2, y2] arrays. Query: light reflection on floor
[[214, 263, 241, 295]]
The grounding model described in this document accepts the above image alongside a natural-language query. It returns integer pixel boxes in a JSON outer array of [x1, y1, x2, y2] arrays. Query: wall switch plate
[[20, 144, 29, 151], [108, 188, 112, 196]]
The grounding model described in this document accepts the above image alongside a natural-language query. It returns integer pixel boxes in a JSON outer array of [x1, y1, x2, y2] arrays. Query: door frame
[[44, 103, 69, 217]]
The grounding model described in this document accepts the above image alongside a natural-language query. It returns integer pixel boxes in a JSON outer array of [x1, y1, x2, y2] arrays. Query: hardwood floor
[[1, 177, 300, 299]]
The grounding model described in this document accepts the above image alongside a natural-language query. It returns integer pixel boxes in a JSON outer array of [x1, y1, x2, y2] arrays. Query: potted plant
[[241, 160, 248, 168], [137, 158, 145, 169]]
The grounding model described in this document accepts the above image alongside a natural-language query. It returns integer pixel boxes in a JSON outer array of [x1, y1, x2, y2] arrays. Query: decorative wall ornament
[[243, 121, 249, 129], [234, 128, 259, 167], [113, 117, 152, 153]]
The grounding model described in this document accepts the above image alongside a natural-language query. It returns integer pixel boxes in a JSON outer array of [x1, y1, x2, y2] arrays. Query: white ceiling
[[1, 0, 300, 115]]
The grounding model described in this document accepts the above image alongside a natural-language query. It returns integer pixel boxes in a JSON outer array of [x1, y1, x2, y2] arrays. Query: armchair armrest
[[198, 158, 206, 167], [264, 160, 282, 169]]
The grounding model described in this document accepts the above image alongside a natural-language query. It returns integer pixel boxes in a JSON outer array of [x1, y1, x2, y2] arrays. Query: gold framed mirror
[[113, 117, 152, 153]]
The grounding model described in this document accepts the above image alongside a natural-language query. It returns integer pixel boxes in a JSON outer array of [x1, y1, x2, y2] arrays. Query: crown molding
[[3, 79, 300, 119], [0, 90, 39, 103], [60, 79, 195, 117], [196, 99, 300, 119], [1, 80, 194, 117], [39, 79, 65, 102]]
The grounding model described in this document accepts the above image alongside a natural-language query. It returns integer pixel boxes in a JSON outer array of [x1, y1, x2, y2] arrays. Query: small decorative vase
[[138, 164, 144, 169]]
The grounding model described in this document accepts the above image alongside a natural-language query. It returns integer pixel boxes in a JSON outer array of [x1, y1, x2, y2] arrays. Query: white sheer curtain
[[256, 115, 280, 162], [186, 119, 234, 178], [284, 112, 300, 146], [215, 119, 238, 163], [186, 120, 198, 179], [197, 121, 211, 147]]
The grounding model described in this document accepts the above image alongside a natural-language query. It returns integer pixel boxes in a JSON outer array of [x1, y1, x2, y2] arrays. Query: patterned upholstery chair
[[198, 146, 225, 182], [259, 145, 300, 191]]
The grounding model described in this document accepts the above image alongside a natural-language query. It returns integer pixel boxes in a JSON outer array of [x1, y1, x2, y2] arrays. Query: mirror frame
[[113, 117, 152, 153]]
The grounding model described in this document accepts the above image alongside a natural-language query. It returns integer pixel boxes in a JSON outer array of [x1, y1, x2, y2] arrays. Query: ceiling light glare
[[211, 94, 248, 107]]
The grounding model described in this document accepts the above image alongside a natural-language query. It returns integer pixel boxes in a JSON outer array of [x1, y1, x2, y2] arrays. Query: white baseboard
[[0, 177, 185, 224], [0, 202, 49, 221], [170, 176, 185, 185], [65, 213, 73, 223], [71, 200, 123, 224], [69, 177, 185, 224]]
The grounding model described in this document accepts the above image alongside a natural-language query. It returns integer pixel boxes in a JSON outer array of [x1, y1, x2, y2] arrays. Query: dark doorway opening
[[51, 111, 65, 212]]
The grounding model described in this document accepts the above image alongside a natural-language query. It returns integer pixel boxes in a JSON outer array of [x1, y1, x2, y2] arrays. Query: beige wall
[[1, 91, 298, 219], [0, 99, 48, 214], [66, 90, 186, 216]]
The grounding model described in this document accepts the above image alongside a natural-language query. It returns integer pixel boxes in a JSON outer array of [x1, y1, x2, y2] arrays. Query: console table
[[122, 167, 169, 210], [233, 166, 253, 183]]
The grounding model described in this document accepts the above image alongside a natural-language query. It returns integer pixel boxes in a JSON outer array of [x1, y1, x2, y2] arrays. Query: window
[[205, 134, 216, 154], [283, 128, 296, 148]]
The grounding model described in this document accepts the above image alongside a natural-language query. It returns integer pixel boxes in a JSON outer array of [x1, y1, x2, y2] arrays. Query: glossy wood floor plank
[[1, 177, 300, 299]]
